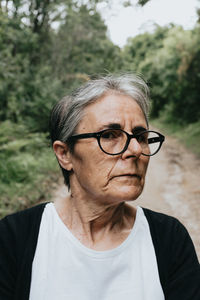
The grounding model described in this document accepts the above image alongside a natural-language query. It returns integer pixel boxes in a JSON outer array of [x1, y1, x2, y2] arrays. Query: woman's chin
[[106, 186, 143, 203], [108, 176, 144, 201]]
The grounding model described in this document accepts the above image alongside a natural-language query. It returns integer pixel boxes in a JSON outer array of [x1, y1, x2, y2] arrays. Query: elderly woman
[[0, 74, 200, 300]]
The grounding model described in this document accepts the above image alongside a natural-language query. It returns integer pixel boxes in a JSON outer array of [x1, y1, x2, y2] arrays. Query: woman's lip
[[114, 174, 141, 179]]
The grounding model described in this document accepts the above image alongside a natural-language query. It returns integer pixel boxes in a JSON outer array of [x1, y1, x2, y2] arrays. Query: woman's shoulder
[[142, 207, 195, 251], [142, 207, 187, 233], [142, 207, 200, 297], [0, 202, 48, 243], [142, 207, 180, 222], [141, 207, 199, 266], [0, 202, 48, 224], [0, 203, 49, 299]]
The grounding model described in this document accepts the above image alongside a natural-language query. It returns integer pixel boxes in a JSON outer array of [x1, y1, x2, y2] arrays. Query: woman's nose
[[121, 138, 142, 159]]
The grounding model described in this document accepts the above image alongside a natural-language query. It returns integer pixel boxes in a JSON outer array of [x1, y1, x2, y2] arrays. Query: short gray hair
[[50, 73, 150, 188]]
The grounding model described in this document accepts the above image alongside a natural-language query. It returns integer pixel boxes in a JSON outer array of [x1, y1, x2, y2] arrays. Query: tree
[[0, 1, 122, 131], [51, 4, 122, 91], [122, 24, 200, 123]]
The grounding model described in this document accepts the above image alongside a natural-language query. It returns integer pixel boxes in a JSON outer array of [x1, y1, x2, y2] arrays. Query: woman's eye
[[136, 134, 148, 143], [102, 132, 115, 139], [101, 130, 120, 139]]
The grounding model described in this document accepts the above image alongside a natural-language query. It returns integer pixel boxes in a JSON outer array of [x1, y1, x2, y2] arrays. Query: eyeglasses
[[67, 129, 165, 156]]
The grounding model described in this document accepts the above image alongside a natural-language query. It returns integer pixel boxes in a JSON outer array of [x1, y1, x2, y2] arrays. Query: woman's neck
[[54, 192, 136, 251]]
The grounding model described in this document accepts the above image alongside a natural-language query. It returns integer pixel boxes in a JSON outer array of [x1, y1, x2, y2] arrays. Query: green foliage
[[0, 2, 122, 129], [0, 121, 60, 217], [137, 0, 150, 5], [51, 4, 121, 89], [0, 12, 35, 122], [121, 0, 151, 7], [123, 24, 200, 124], [0, 11, 61, 130]]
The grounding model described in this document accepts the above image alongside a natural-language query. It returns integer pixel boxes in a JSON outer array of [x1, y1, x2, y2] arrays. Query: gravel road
[[53, 134, 200, 259]]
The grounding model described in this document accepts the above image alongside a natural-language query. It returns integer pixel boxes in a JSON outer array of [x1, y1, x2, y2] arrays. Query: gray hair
[[50, 73, 150, 188]]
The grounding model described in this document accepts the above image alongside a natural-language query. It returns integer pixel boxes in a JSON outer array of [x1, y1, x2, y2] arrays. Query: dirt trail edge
[[135, 134, 200, 260], [53, 134, 200, 260]]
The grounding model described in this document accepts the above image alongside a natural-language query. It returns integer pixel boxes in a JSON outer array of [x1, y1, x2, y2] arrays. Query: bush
[[0, 121, 60, 218]]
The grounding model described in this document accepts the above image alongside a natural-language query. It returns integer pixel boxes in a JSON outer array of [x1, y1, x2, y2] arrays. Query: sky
[[97, 0, 199, 47]]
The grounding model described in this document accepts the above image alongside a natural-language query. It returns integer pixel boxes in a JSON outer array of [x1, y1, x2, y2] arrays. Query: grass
[[151, 118, 200, 158], [0, 121, 61, 218]]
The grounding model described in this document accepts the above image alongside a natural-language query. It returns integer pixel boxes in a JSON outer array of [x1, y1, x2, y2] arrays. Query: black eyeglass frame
[[67, 129, 165, 156]]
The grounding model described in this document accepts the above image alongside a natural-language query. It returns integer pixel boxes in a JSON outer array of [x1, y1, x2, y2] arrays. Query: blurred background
[[0, 0, 199, 229]]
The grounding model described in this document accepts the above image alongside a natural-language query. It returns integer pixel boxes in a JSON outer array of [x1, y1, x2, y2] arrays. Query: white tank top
[[29, 203, 164, 300]]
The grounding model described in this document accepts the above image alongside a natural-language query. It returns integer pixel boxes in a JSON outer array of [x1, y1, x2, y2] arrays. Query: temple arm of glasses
[[148, 136, 164, 144], [68, 132, 97, 141]]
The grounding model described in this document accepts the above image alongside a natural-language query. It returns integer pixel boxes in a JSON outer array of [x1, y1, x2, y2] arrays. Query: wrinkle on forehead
[[76, 93, 147, 133]]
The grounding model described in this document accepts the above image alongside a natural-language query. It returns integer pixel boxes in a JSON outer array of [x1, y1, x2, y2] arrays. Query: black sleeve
[[165, 220, 200, 299], [0, 203, 46, 300], [143, 208, 200, 300], [0, 216, 17, 299]]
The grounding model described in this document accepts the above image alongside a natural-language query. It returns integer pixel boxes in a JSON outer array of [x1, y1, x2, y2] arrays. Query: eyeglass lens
[[100, 129, 161, 156]]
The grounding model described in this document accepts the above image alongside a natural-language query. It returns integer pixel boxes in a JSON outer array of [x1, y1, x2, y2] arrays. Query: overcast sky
[[98, 0, 199, 47]]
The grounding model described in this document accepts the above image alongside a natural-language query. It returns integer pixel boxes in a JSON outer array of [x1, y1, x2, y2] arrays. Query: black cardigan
[[0, 203, 200, 299]]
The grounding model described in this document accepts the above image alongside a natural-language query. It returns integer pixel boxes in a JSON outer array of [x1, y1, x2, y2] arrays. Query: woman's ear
[[53, 141, 73, 171]]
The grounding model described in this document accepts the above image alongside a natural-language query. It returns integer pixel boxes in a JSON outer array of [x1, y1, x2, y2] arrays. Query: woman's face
[[68, 92, 150, 205]]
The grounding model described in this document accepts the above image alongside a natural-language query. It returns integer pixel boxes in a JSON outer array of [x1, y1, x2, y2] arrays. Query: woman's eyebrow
[[97, 123, 122, 131], [132, 126, 147, 133], [98, 123, 147, 132], [107, 123, 122, 129]]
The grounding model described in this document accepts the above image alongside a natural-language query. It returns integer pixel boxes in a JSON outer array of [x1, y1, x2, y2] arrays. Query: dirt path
[[53, 134, 200, 259], [135, 135, 200, 260]]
